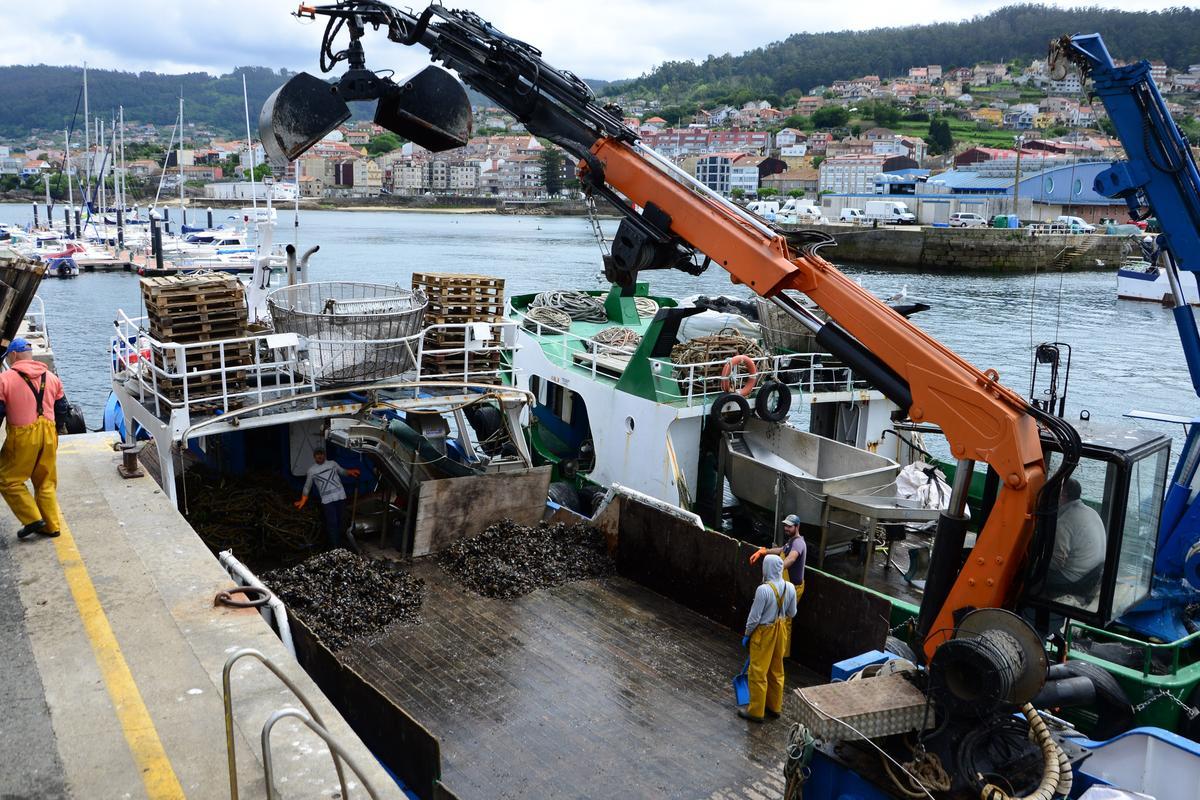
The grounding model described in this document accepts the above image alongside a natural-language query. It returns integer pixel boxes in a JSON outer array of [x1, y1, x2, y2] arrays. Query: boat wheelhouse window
[[1112, 445, 1168, 619]]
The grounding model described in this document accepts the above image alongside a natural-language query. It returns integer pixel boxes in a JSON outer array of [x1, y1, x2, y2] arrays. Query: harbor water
[[0, 203, 1193, 455]]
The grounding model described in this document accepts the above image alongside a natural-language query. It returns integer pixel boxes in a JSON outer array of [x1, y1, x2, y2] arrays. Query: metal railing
[[112, 309, 311, 418], [261, 708, 381, 800], [661, 351, 870, 406], [510, 305, 871, 406], [112, 310, 521, 421], [223, 648, 353, 800]]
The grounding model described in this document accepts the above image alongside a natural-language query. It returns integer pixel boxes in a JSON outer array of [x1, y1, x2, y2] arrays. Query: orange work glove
[[749, 546, 768, 565], [294, 496, 308, 510], [346, 468, 361, 478]]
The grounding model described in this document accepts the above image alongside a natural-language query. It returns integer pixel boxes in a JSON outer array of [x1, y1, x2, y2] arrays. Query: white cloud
[[0, 0, 1191, 80]]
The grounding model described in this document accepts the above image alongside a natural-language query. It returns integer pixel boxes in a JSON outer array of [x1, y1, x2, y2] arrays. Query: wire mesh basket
[[755, 292, 826, 353], [267, 282, 428, 385]]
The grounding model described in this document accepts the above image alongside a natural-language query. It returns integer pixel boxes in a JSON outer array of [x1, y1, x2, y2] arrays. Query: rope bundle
[[523, 304, 572, 334], [588, 326, 643, 353], [670, 329, 765, 394], [531, 290, 607, 323], [634, 297, 660, 318]]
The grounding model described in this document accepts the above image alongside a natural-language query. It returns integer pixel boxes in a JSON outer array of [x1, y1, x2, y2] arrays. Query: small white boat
[[1117, 257, 1200, 305]]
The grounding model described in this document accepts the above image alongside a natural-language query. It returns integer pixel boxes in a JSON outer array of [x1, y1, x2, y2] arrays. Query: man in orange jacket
[[0, 338, 71, 540]]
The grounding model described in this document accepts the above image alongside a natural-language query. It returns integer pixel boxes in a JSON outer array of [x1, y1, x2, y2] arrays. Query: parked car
[[840, 208, 866, 222], [949, 212, 987, 228], [1054, 215, 1097, 233]]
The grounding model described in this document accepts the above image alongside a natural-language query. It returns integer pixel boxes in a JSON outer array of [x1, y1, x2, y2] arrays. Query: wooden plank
[[410, 467, 552, 557]]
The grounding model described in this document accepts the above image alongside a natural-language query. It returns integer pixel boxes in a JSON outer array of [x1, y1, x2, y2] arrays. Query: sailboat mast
[[64, 128, 74, 220], [118, 106, 126, 210], [242, 73, 258, 214], [178, 95, 186, 225], [82, 63, 90, 203]]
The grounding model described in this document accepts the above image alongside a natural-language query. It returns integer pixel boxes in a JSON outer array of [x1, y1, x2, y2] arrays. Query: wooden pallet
[[148, 320, 248, 341], [412, 272, 504, 292], [413, 273, 506, 324], [141, 274, 242, 296]]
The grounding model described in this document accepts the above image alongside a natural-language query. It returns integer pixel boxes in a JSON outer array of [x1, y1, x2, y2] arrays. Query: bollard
[[163, 207, 170, 234], [32, 203, 38, 227], [207, 207, 213, 229], [151, 215, 164, 272], [117, 442, 145, 479], [63, 208, 70, 238], [73, 209, 81, 239]]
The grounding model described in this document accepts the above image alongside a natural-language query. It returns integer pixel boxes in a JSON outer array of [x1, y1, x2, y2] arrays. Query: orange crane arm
[[589, 138, 1047, 658]]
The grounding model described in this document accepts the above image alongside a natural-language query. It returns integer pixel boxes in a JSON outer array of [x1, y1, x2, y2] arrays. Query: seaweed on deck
[[262, 549, 425, 651], [437, 519, 614, 599]]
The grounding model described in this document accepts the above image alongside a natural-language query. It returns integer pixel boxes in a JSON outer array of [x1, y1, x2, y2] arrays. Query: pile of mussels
[[438, 519, 614, 599], [263, 549, 424, 651]]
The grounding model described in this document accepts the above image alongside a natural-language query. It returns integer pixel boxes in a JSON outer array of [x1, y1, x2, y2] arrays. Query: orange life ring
[[721, 354, 758, 397]]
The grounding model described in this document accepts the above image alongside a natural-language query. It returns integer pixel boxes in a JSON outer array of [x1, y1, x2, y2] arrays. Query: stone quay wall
[[791, 224, 1132, 272]]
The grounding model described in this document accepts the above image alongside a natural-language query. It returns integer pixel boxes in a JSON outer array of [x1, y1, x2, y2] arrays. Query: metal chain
[[585, 195, 609, 256], [1133, 689, 1200, 720]]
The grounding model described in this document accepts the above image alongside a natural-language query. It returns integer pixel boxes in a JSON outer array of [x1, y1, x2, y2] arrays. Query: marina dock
[[0, 432, 401, 799]]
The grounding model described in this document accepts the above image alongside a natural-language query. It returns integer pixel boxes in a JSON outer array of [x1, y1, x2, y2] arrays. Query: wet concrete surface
[[342, 561, 820, 799], [0, 534, 68, 800]]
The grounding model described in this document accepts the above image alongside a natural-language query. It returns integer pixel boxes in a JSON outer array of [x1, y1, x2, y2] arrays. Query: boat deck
[[0, 432, 402, 799], [342, 560, 820, 800]]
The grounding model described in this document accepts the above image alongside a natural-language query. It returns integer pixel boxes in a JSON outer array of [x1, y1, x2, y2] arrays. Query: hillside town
[[3, 54, 1199, 224]]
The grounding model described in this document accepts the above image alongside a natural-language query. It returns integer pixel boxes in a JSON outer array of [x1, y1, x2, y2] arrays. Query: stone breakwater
[[790, 223, 1132, 272]]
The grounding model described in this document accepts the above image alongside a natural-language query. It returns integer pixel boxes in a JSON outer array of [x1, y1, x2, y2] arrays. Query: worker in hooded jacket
[[739, 553, 797, 722], [0, 338, 70, 540]]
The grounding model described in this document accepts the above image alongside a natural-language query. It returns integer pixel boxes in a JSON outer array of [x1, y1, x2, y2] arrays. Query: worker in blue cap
[[749, 513, 807, 655], [0, 338, 71, 540]]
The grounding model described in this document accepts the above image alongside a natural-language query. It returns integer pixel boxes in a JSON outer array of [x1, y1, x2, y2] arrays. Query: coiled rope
[[531, 290, 607, 323], [634, 297, 660, 317], [589, 326, 643, 353], [523, 304, 572, 333], [670, 329, 766, 393]]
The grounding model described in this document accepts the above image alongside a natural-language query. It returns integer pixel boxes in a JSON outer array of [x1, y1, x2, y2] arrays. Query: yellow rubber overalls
[[747, 580, 787, 719], [0, 372, 63, 534], [781, 565, 805, 658]]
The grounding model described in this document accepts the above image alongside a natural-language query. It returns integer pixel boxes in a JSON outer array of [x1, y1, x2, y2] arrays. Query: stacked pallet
[[411, 272, 505, 381], [140, 274, 250, 405]]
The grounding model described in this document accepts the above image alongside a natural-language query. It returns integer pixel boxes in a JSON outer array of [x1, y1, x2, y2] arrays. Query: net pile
[[670, 330, 766, 395]]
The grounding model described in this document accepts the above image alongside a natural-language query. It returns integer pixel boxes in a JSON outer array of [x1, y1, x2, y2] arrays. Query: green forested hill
[[0, 65, 296, 139], [610, 4, 1200, 105]]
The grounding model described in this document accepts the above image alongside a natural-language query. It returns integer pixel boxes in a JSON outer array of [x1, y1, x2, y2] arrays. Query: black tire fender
[[710, 392, 750, 433], [754, 380, 792, 422]]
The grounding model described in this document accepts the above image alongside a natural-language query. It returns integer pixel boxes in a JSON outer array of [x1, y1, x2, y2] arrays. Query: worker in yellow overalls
[[0, 338, 69, 540], [750, 514, 807, 657], [738, 554, 797, 722]]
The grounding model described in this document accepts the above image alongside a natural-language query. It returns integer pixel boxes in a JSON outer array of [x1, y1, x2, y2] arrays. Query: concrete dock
[[0, 432, 404, 799]]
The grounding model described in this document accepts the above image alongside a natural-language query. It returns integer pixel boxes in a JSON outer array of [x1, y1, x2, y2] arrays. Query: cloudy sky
[[0, 0, 1190, 81]]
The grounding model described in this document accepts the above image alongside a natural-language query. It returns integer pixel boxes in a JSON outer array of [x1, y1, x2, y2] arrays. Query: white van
[[840, 208, 866, 223], [865, 200, 917, 225], [778, 198, 824, 224], [746, 200, 780, 220]]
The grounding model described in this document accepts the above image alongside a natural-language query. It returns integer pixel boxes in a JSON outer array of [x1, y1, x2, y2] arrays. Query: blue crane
[[1051, 34, 1200, 640]]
